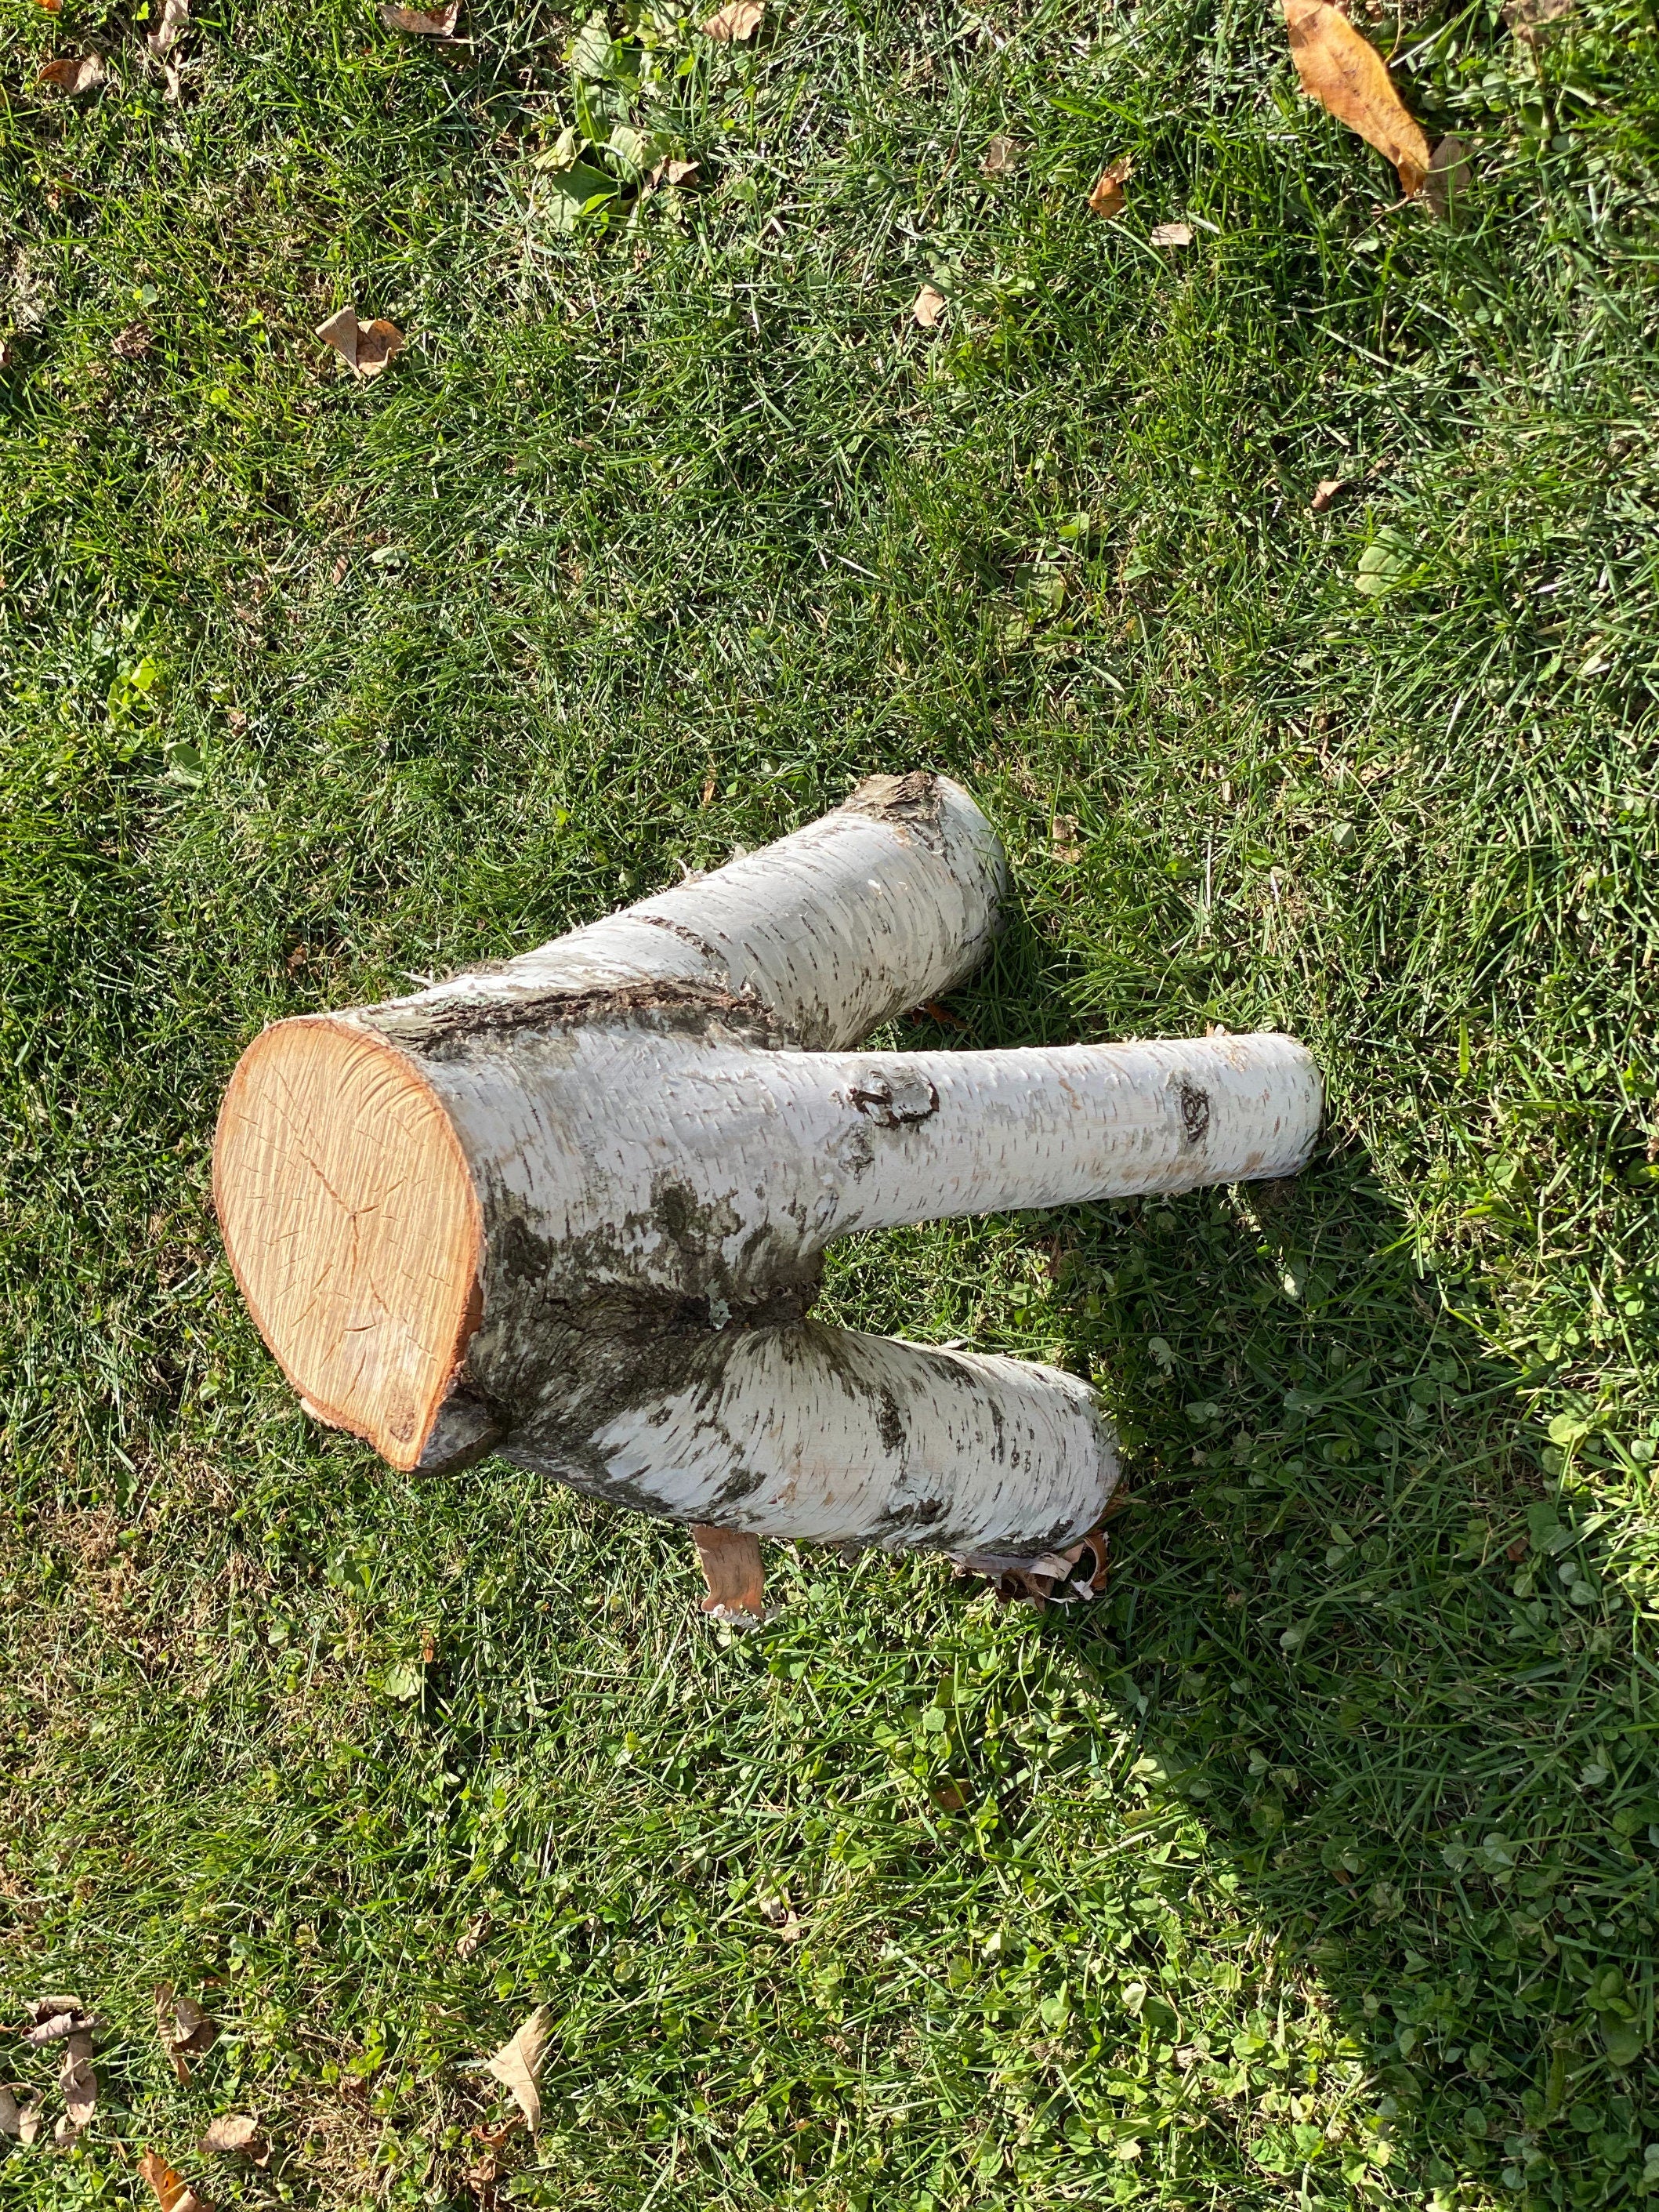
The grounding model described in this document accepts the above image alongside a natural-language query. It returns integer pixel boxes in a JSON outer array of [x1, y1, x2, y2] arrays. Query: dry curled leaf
[[1087, 156, 1132, 219], [148, 0, 188, 57], [456, 1912, 491, 1961], [1504, 0, 1574, 38], [690, 1524, 764, 1623], [1310, 476, 1344, 512], [0, 2084, 42, 2143], [911, 284, 947, 328], [953, 1528, 1110, 1612], [198, 2114, 269, 2165], [648, 157, 700, 187], [39, 53, 107, 92], [315, 308, 405, 379], [1425, 132, 1472, 223], [139, 2149, 215, 2212], [61, 2033, 98, 2127], [155, 1986, 219, 2085], [379, 0, 461, 31], [1149, 220, 1192, 246], [701, 0, 762, 38], [23, 1998, 100, 2047], [485, 2006, 550, 2134], [1282, 0, 1429, 197], [981, 134, 1017, 176]]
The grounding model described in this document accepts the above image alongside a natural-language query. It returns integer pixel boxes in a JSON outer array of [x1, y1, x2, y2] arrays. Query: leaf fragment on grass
[[0, 2085, 42, 2143], [690, 1524, 764, 1623], [379, 0, 460, 29], [911, 284, 947, 328], [23, 1997, 100, 2047], [1281, 0, 1429, 197], [1087, 157, 1132, 219], [155, 1985, 219, 2085], [148, 0, 188, 57], [315, 309, 404, 379], [755, 1884, 806, 1939], [456, 1911, 491, 1961], [648, 157, 700, 187], [701, 0, 762, 39], [139, 2149, 215, 2212], [61, 2033, 98, 2126], [39, 53, 107, 92], [1052, 814, 1082, 864], [1504, 0, 1574, 38], [1425, 132, 1472, 223], [1149, 221, 1192, 246], [1311, 477, 1343, 512], [198, 2114, 269, 2164], [981, 135, 1017, 176], [484, 2005, 551, 2133]]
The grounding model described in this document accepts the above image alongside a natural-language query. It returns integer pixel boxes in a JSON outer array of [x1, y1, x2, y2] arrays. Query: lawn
[[4, 0, 1659, 2205]]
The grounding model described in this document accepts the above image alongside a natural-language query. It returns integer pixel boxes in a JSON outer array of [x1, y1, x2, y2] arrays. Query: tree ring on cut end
[[212, 1017, 481, 1469]]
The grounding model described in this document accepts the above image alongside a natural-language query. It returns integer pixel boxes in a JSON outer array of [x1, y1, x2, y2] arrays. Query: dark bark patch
[[849, 1068, 939, 1127], [1179, 1081, 1211, 1145]]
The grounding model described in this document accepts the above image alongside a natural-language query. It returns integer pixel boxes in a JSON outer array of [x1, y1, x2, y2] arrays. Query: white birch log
[[214, 773, 1321, 1563]]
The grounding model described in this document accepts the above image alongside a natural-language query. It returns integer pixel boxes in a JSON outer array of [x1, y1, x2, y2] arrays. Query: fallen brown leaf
[[485, 2006, 551, 2134], [61, 2033, 98, 2127], [0, 2085, 42, 2143], [701, 0, 762, 38], [379, 0, 461, 31], [315, 307, 405, 379], [113, 321, 154, 361], [930, 1781, 968, 1813], [198, 2114, 269, 2165], [1282, 0, 1429, 196], [1052, 814, 1082, 864], [139, 2149, 215, 2212], [690, 1523, 764, 1623], [1507, 1535, 1530, 1562], [149, 0, 188, 56], [1425, 132, 1472, 223], [1310, 476, 1344, 513], [911, 283, 947, 328], [23, 1997, 100, 2047], [1504, 0, 1574, 38], [56, 2112, 82, 2149], [981, 134, 1017, 176], [1149, 220, 1192, 246], [649, 157, 700, 187], [456, 1911, 491, 1961], [39, 53, 107, 92], [155, 1985, 219, 2085], [1087, 156, 1132, 220]]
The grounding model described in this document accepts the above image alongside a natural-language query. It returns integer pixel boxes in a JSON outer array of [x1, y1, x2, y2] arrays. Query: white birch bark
[[215, 773, 1322, 1561]]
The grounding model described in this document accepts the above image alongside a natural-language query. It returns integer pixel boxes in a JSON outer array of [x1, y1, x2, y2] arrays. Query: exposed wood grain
[[213, 1017, 481, 1468]]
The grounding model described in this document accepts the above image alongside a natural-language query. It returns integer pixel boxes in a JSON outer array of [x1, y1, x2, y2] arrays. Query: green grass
[[5, 0, 1659, 2204]]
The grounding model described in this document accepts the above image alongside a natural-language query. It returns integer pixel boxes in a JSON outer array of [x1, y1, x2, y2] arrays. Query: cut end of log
[[213, 1017, 481, 1468]]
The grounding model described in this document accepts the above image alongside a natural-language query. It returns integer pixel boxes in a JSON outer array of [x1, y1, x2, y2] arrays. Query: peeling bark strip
[[215, 775, 1321, 1563]]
